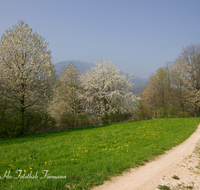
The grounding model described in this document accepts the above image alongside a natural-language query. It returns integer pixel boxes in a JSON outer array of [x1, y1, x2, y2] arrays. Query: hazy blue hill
[[54, 60, 96, 75], [54, 60, 148, 94]]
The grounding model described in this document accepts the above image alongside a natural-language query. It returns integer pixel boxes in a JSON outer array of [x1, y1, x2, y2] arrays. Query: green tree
[[49, 63, 82, 128]]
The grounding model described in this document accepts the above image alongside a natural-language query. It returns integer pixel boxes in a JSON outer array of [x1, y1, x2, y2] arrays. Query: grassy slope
[[0, 118, 200, 190]]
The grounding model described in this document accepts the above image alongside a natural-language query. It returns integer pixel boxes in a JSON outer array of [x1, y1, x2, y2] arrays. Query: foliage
[[134, 43, 200, 120], [172, 175, 180, 180], [0, 109, 56, 138], [177, 43, 200, 116], [157, 185, 171, 190], [0, 117, 199, 189], [0, 20, 56, 134], [48, 62, 82, 128], [134, 62, 192, 120], [101, 112, 132, 124], [80, 58, 136, 119], [60, 113, 89, 129]]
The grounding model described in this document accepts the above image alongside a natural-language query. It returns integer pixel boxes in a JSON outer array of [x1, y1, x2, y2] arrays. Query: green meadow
[[0, 117, 200, 190]]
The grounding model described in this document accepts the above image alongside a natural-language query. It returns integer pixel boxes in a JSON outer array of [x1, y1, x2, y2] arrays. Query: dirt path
[[92, 124, 200, 190]]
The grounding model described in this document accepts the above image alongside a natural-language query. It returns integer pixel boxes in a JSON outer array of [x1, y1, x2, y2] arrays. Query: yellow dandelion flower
[[71, 159, 74, 161], [50, 161, 51, 162], [30, 168, 32, 169], [45, 162, 47, 164], [24, 170, 26, 172], [55, 163, 57, 165]]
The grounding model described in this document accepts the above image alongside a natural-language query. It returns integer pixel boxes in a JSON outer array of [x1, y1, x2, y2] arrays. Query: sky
[[0, 0, 200, 78]]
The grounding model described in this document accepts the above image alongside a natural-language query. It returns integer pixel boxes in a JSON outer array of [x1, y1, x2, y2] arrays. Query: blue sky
[[0, 0, 200, 78]]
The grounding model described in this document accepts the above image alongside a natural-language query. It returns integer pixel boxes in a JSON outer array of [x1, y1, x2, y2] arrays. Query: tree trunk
[[21, 94, 25, 134]]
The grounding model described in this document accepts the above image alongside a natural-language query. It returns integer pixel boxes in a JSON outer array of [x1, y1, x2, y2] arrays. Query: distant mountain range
[[54, 60, 148, 94]]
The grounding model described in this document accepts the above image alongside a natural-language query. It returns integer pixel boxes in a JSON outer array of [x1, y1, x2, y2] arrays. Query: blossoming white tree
[[0, 21, 56, 133], [80, 59, 136, 121]]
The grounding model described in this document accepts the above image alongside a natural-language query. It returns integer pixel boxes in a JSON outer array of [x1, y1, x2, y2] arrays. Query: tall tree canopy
[[48, 62, 82, 127], [178, 43, 200, 116], [80, 59, 136, 119], [0, 21, 56, 133]]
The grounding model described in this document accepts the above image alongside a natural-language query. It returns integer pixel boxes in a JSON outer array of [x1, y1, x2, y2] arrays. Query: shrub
[[60, 113, 90, 129], [102, 112, 132, 124], [0, 109, 57, 138], [24, 109, 57, 134], [0, 113, 22, 137]]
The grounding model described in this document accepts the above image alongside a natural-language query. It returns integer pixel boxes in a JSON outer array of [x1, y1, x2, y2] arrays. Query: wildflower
[[30, 168, 32, 169], [55, 163, 57, 165], [24, 170, 26, 172], [45, 162, 47, 164]]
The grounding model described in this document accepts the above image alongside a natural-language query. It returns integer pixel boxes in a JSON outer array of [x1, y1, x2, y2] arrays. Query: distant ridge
[[54, 60, 96, 75], [54, 60, 148, 94]]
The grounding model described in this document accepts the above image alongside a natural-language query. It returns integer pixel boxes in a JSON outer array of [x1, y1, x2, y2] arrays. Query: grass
[[157, 185, 171, 190], [186, 186, 194, 189], [0, 117, 200, 189], [172, 175, 180, 180]]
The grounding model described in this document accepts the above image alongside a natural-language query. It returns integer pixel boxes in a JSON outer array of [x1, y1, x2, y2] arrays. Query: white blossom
[[80, 59, 136, 117]]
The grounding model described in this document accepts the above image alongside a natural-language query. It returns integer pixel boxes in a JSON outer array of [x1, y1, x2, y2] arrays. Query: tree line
[[134, 43, 200, 120], [0, 21, 136, 137], [1, 21, 200, 138]]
